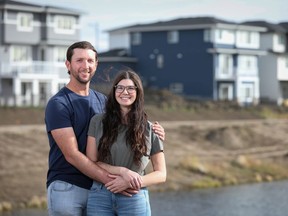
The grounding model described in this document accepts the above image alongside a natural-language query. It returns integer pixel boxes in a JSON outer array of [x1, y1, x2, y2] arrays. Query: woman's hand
[[105, 174, 140, 194], [120, 168, 143, 190]]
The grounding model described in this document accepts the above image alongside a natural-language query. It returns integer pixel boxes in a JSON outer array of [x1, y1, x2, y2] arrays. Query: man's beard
[[76, 75, 91, 84], [71, 69, 94, 84]]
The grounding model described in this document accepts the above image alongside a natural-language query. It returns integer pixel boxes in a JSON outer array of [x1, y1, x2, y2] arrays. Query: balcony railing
[[0, 61, 67, 78], [215, 67, 258, 80]]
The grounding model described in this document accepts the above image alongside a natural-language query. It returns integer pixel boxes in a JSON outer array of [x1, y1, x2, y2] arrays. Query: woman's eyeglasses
[[115, 85, 137, 93]]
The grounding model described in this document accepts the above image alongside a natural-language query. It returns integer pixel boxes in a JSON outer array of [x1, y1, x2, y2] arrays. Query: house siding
[[3, 10, 41, 44], [0, 1, 81, 107], [132, 29, 214, 98]]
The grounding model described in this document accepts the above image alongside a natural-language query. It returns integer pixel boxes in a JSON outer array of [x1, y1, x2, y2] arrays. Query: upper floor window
[[167, 31, 179, 44], [277, 34, 285, 45], [236, 31, 259, 48], [204, 29, 212, 42], [54, 15, 76, 34], [11, 46, 31, 62], [54, 47, 67, 62], [17, 13, 33, 32], [204, 29, 234, 44], [216, 29, 235, 44], [131, 32, 141, 45]]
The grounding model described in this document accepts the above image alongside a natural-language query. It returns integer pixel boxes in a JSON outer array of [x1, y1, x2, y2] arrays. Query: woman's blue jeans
[[47, 180, 89, 216], [87, 181, 151, 216]]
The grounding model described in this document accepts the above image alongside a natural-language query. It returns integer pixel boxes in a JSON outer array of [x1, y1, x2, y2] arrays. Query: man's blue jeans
[[87, 181, 151, 216], [47, 180, 89, 216]]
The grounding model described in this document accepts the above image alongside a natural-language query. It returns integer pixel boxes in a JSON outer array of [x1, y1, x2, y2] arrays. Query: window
[[157, 54, 164, 69], [17, 13, 33, 31], [167, 31, 179, 44], [241, 82, 254, 103], [219, 54, 233, 75], [204, 29, 212, 42], [278, 34, 285, 45], [131, 32, 141, 45], [219, 84, 233, 100], [169, 83, 183, 94], [214, 29, 235, 44], [11, 46, 30, 62], [236, 31, 259, 48], [54, 47, 67, 62], [238, 56, 257, 70], [54, 15, 76, 34], [217, 29, 223, 40]]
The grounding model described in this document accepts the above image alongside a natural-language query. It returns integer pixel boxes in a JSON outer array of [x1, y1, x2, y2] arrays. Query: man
[[45, 41, 165, 216]]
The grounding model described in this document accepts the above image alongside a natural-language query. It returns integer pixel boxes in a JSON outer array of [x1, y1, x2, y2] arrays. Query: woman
[[86, 70, 166, 216]]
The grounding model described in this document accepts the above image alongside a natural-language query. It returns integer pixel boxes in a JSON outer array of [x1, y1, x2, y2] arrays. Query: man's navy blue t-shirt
[[45, 87, 106, 189]]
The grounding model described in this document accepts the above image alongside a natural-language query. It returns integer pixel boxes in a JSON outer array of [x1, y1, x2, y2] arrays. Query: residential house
[[242, 21, 288, 105], [105, 17, 267, 105], [0, 0, 81, 107]]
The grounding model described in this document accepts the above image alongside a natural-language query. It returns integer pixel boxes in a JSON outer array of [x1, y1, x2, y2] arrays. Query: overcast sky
[[20, 0, 288, 51]]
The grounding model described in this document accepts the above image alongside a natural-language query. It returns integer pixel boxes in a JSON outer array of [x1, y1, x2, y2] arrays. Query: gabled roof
[[99, 48, 130, 57], [132, 16, 236, 28], [0, 0, 83, 15], [0, 0, 41, 10], [107, 16, 267, 33], [242, 20, 287, 33], [99, 49, 137, 63]]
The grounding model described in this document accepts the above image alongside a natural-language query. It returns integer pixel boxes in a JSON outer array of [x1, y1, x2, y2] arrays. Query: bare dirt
[[1, 105, 288, 210]]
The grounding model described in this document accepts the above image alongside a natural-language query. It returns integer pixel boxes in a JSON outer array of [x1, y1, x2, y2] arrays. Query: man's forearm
[[66, 151, 113, 184]]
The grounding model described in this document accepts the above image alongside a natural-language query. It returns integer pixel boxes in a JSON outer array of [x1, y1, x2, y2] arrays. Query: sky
[[18, 0, 288, 52]]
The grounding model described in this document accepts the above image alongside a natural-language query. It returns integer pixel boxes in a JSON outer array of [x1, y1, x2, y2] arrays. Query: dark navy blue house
[[97, 17, 269, 105]]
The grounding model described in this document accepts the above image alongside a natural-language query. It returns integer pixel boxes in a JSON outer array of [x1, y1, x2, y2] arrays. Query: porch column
[[13, 78, 21, 107], [32, 80, 39, 107]]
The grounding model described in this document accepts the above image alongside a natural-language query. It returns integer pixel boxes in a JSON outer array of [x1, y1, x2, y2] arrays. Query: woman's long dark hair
[[98, 70, 148, 166]]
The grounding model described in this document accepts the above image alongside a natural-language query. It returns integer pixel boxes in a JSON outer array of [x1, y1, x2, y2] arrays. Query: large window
[[17, 13, 33, 32], [54, 15, 76, 34], [238, 55, 257, 71], [236, 31, 259, 48], [167, 31, 179, 44], [11, 46, 30, 62], [218, 54, 233, 75], [215, 29, 234, 44]]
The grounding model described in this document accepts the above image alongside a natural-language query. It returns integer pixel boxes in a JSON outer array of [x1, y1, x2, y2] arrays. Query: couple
[[45, 41, 167, 216]]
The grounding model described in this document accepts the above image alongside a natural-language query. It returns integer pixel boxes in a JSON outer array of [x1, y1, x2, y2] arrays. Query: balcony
[[215, 67, 259, 80], [0, 61, 67, 79], [215, 67, 235, 80]]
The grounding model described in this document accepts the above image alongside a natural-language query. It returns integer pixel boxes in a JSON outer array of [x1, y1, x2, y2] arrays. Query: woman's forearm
[[142, 152, 166, 187], [141, 170, 166, 187]]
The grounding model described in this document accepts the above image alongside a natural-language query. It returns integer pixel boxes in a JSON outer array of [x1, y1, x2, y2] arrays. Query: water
[[150, 180, 288, 216], [3, 180, 288, 216]]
